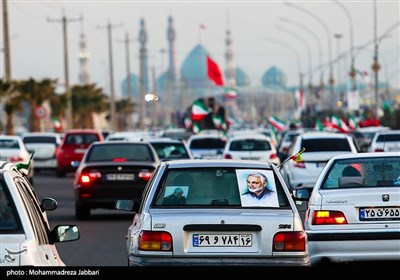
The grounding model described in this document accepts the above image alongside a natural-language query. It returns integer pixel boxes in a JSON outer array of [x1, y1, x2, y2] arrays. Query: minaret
[[166, 15, 177, 125], [78, 21, 90, 85], [225, 29, 236, 89], [138, 18, 149, 128]]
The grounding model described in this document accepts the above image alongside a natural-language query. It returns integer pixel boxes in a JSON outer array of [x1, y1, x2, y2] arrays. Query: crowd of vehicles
[[1, 125, 399, 267]]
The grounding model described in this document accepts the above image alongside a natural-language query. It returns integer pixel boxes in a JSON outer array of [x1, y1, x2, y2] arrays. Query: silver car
[[293, 152, 400, 266], [116, 159, 310, 267]]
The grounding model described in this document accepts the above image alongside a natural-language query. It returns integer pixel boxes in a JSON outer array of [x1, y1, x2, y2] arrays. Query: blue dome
[[262, 66, 287, 89], [121, 74, 139, 99], [181, 44, 216, 88], [236, 67, 250, 87]]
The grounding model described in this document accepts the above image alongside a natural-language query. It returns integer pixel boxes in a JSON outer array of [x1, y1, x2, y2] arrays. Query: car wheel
[[75, 203, 90, 220]]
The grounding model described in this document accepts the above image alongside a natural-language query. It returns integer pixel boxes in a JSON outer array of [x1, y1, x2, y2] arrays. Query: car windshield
[[86, 144, 155, 162], [301, 138, 351, 152], [153, 167, 290, 208], [320, 156, 400, 189], [190, 138, 226, 149], [150, 143, 190, 159], [0, 139, 20, 149], [230, 139, 271, 151], [23, 136, 57, 144], [65, 134, 99, 145]]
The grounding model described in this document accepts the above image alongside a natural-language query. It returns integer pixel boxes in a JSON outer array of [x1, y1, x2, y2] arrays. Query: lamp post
[[334, 33, 343, 104], [372, 0, 380, 118], [285, 2, 334, 108]]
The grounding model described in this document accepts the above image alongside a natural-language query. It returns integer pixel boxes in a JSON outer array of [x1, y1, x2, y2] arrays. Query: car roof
[[328, 152, 399, 161], [145, 137, 183, 143], [299, 131, 350, 139], [228, 134, 271, 141], [162, 159, 273, 168]]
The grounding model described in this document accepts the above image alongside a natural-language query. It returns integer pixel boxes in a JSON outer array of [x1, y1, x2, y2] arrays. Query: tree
[[0, 79, 21, 135]]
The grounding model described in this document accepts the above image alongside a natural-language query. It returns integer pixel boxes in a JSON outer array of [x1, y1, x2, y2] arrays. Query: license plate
[[106, 173, 135, 181], [359, 207, 400, 221], [74, 148, 86, 154], [192, 234, 252, 247]]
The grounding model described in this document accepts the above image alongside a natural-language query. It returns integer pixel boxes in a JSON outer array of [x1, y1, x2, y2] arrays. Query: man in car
[[240, 172, 279, 207], [163, 187, 186, 205]]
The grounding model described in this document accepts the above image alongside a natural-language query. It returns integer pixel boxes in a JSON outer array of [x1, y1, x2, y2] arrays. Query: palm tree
[[116, 98, 135, 131], [71, 84, 109, 128], [16, 78, 57, 132], [0, 79, 21, 135]]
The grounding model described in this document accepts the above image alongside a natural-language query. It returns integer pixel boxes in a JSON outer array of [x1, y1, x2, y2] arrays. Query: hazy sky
[[3, 0, 400, 98]]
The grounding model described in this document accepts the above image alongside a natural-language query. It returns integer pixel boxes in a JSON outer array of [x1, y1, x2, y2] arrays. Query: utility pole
[[48, 13, 82, 130], [2, 0, 11, 81], [97, 21, 122, 132], [117, 32, 135, 131], [372, 0, 380, 118]]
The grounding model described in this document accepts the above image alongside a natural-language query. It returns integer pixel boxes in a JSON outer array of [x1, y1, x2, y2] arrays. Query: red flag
[[206, 55, 224, 86]]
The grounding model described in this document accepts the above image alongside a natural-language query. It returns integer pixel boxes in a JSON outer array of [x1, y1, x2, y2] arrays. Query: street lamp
[[334, 33, 343, 103], [372, 0, 380, 118], [284, 2, 335, 107]]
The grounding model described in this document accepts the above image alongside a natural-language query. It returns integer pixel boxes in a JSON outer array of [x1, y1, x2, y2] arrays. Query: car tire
[[75, 203, 90, 220]]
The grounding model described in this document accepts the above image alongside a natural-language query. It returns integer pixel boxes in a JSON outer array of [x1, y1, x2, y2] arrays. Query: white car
[[21, 132, 62, 172], [115, 159, 310, 267], [223, 133, 280, 165], [186, 133, 227, 159], [368, 130, 400, 152], [0, 135, 34, 185], [0, 161, 80, 266], [280, 131, 358, 191], [293, 152, 400, 266]]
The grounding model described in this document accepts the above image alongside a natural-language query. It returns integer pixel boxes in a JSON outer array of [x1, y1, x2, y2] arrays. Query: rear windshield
[[0, 139, 20, 149], [320, 156, 400, 189], [150, 143, 190, 159], [230, 139, 271, 151], [190, 138, 226, 149], [23, 136, 57, 144], [86, 143, 155, 162], [64, 133, 100, 145], [376, 134, 400, 142], [153, 167, 290, 208], [301, 138, 351, 152]]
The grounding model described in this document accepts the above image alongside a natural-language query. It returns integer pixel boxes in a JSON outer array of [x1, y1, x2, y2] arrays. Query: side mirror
[[71, 161, 81, 168], [54, 225, 80, 242], [292, 188, 311, 201]]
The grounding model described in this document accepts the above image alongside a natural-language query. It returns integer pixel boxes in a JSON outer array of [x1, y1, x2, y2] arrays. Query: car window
[[230, 139, 271, 151], [0, 139, 20, 149], [0, 182, 22, 233], [23, 136, 58, 144], [86, 144, 155, 162], [376, 134, 400, 142], [150, 143, 190, 159], [65, 133, 99, 145], [153, 167, 290, 207], [189, 138, 226, 149], [320, 156, 400, 189], [301, 138, 351, 152]]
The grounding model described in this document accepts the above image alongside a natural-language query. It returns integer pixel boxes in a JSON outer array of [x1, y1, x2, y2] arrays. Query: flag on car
[[191, 99, 210, 122], [207, 55, 224, 86], [268, 115, 287, 131], [290, 147, 305, 162]]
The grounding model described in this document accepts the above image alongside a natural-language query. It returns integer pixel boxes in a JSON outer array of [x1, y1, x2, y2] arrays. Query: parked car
[[56, 129, 104, 177], [280, 131, 358, 191], [73, 141, 160, 219], [0, 161, 79, 266], [115, 159, 310, 267], [21, 132, 62, 172], [186, 133, 227, 159], [223, 134, 280, 165], [0, 135, 34, 185], [368, 130, 400, 152], [145, 137, 193, 160], [292, 152, 400, 266]]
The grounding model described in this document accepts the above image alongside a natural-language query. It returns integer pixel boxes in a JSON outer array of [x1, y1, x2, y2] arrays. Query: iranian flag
[[223, 88, 238, 99], [191, 100, 210, 122], [295, 89, 305, 109], [268, 116, 287, 131], [348, 115, 359, 130], [315, 118, 324, 131], [207, 55, 224, 86], [331, 115, 350, 133]]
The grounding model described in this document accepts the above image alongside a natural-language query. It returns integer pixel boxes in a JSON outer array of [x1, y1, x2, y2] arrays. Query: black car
[[73, 141, 160, 219]]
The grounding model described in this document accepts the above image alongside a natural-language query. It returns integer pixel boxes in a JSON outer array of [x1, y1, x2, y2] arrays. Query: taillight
[[224, 154, 233, 159], [273, 231, 306, 251], [293, 161, 306, 168], [79, 171, 102, 185], [138, 170, 153, 181], [138, 231, 173, 251], [374, 148, 384, 152], [269, 153, 278, 160], [312, 210, 348, 225], [8, 156, 24, 162]]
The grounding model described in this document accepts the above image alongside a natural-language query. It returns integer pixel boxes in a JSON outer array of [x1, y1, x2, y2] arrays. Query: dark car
[[73, 141, 160, 219], [145, 137, 193, 160]]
